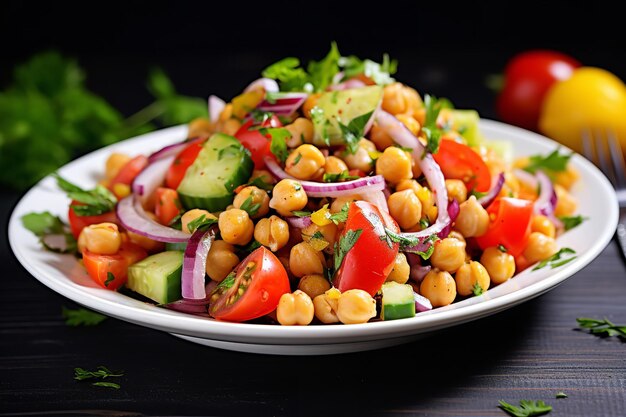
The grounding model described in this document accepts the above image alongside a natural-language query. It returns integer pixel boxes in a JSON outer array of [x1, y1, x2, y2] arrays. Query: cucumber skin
[[177, 193, 234, 213], [382, 303, 416, 321], [127, 251, 183, 304]]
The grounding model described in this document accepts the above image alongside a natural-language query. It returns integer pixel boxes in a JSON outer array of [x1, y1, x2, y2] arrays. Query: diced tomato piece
[[82, 241, 148, 290], [155, 187, 182, 225]]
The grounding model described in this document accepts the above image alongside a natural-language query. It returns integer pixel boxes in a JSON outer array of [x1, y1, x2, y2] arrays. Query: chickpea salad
[[22, 43, 585, 326]]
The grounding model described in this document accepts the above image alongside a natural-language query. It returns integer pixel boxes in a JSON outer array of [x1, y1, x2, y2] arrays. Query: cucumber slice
[[177, 133, 253, 211], [381, 281, 416, 321], [312, 85, 383, 146], [447, 109, 485, 147], [127, 250, 184, 304]]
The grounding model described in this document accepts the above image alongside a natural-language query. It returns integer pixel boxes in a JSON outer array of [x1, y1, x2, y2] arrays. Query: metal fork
[[582, 129, 626, 260]]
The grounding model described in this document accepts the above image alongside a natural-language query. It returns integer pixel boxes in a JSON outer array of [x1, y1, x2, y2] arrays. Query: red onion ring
[[437, 198, 460, 239], [244, 78, 279, 94], [375, 110, 450, 238], [116, 196, 190, 243], [534, 170, 564, 231], [263, 156, 386, 198], [414, 293, 433, 312], [147, 136, 204, 163], [478, 172, 506, 208], [182, 226, 217, 300], [132, 155, 175, 204], [208, 95, 226, 124], [257, 93, 308, 116]]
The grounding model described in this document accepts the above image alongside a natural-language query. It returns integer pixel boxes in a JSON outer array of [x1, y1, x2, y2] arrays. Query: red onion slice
[[375, 110, 450, 238], [257, 92, 308, 116], [182, 226, 216, 300], [116, 196, 189, 243], [208, 95, 226, 124], [264, 156, 385, 198], [478, 172, 505, 208], [361, 190, 389, 213], [132, 155, 175, 204], [514, 168, 538, 189], [414, 292, 433, 312], [163, 298, 210, 316], [147, 136, 204, 163], [437, 198, 460, 239], [286, 216, 313, 229], [405, 253, 431, 283], [244, 78, 279, 94]]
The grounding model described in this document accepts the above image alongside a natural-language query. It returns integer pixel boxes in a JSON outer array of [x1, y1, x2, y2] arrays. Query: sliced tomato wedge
[[475, 197, 534, 257], [165, 141, 204, 189], [234, 114, 282, 170], [334, 201, 400, 296], [154, 187, 182, 225], [68, 202, 118, 239], [82, 241, 148, 290], [432, 139, 491, 193], [110, 155, 149, 187], [209, 246, 290, 322]]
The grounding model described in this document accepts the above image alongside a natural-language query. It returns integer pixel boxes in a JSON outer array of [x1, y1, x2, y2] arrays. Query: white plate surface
[[8, 121, 619, 355]]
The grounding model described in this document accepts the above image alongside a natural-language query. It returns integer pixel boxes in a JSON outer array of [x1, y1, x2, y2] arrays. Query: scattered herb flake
[[328, 203, 350, 224], [323, 170, 360, 182], [104, 272, 115, 287], [239, 195, 261, 217], [74, 366, 123, 381], [532, 248, 576, 271], [54, 173, 117, 217], [261, 127, 291, 163], [558, 215, 587, 231], [291, 210, 312, 218], [498, 399, 552, 417], [498, 244, 508, 253], [62, 306, 107, 326], [186, 214, 218, 233], [338, 110, 374, 155], [524, 148, 572, 174], [293, 152, 303, 166], [576, 317, 626, 339], [334, 228, 363, 271], [472, 282, 484, 296], [92, 382, 120, 389]]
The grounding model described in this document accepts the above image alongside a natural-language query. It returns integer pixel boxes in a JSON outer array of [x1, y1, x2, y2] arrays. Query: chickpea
[[250, 169, 276, 185], [105, 153, 131, 180], [77, 222, 121, 255], [382, 82, 423, 118], [285, 117, 315, 148], [369, 122, 395, 150], [445, 179, 468, 204], [218, 103, 233, 122], [339, 142, 374, 173], [386, 252, 410, 284], [324, 156, 349, 176], [554, 184, 577, 217], [376, 146, 413, 185], [277, 290, 315, 326], [455, 261, 491, 296], [531, 215, 556, 238], [233, 186, 270, 219], [395, 113, 421, 136], [388, 189, 422, 229], [447, 230, 466, 244], [414, 186, 437, 223], [181, 209, 215, 234], [206, 240, 240, 282], [420, 269, 457, 307], [298, 274, 331, 299], [218, 209, 254, 245], [330, 195, 360, 213], [254, 215, 290, 252], [269, 179, 308, 216], [523, 232, 558, 265], [336, 289, 377, 324], [480, 246, 515, 285], [285, 144, 326, 180], [187, 117, 213, 139], [396, 179, 422, 195], [301, 222, 338, 253], [289, 242, 326, 277], [430, 237, 466, 273], [454, 196, 490, 237], [313, 289, 340, 324]]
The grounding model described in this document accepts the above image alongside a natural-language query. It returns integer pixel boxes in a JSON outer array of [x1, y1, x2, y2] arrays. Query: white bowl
[[8, 120, 618, 355]]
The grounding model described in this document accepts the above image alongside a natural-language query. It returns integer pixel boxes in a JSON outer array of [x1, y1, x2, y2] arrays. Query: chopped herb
[[293, 183, 302, 191], [384, 228, 437, 260], [260, 127, 291, 163], [324, 267, 334, 283], [472, 282, 484, 296], [243, 240, 262, 253], [62, 306, 107, 326], [498, 400, 552, 417], [338, 110, 374, 155], [306, 41, 341, 93], [532, 248, 576, 271], [558, 215, 587, 231], [186, 214, 218, 233], [419, 217, 430, 229], [92, 382, 120, 389], [239, 195, 261, 217], [328, 203, 350, 224], [422, 94, 453, 155], [104, 272, 115, 287], [249, 109, 276, 125], [334, 228, 363, 271], [498, 244, 508, 253], [470, 189, 489, 199], [310, 106, 331, 146], [292, 210, 312, 217], [293, 152, 303, 165], [576, 317, 626, 339], [261, 57, 309, 92], [555, 392, 568, 399], [217, 272, 237, 290], [74, 366, 123, 381], [54, 173, 117, 216], [339, 53, 398, 85], [21, 212, 78, 254], [246, 176, 274, 191], [323, 170, 360, 182], [524, 148, 572, 174]]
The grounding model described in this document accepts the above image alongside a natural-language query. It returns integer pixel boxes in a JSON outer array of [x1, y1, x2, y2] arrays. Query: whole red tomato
[[496, 50, 581, 132]]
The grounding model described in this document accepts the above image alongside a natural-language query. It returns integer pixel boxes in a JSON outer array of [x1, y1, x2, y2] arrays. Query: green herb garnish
[[261, 127, 291, 163], [576, 317, 626, 339], [246, 175, 274, 191], [328, 203, 350, 224], [524, 148, 572, 174], [558, 215, 587, 231], [54, 173, 117, 217], [21, 211, 78, 254], [472, 282, 484, 296], [532, 248, 576, 271], [422, 94, 453, 155], [239, 195, 261, 217], [498, 244, 508, 253], [104, 272, 115, 287], [498, 400, 552, 417], [339, 53, 397, 85], [323, 170, 360, 182], [92, 382, 121, 389], [186, 214, 218, 233], [384, 228, 437, 260], [334, 228, 363, 271], [62, 306, 107, 326], [74, 366, 123, 381], [338, 110, 374, 155], [292, 210, 312, 217], [293, 152, 303, 166]]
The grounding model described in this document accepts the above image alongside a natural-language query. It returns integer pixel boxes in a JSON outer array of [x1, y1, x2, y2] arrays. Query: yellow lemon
[[538, 67, 626, 154]]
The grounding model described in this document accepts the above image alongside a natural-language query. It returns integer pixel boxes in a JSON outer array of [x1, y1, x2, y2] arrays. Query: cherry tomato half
[[496, 50, 581, 132], [209, 246, 290, 322], [475, 197, 534, 257], [165, 141, 204, 190], [334, 201, 400, 296], [68, 202, 118, 239], [432, 139, 491, 193], [82, 241, 148, 290], [234, 114, 282, 170]]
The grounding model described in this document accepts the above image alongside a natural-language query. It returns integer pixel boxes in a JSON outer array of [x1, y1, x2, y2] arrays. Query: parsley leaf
[[21, 212, 66, 236], [558, 215, 587, 231], [54, 173, 117, 216], [92, 382, 121, 389], [339, 53, 398, 85], [334, 228, 363, 271], [261, 127, 291, 163], [62, 306, 107, 326], [498, 400, 552, 417], [239, 196, 261, 217], [261, 57, 309, 92], [338, 110, 374, 155], [576, 317, 626, 339], [74, 366, 123, 381], [104, 272, 115, 287], [246, 175, 274, 191], [323, 170, 360, 182], [328, 203, 350, 224], [472, 282, 484, 296], [292, 210, 312, 217], [422, 94, 453, 155], [532, 248, 576, 271], [186, 214, 218, 233], [524, 148, 572, 174], [384, 229, 437, 260], [307, 41, 341, 93]]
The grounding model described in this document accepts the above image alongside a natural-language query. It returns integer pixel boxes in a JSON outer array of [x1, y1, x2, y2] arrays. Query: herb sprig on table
[[0, 51, 207, 191]]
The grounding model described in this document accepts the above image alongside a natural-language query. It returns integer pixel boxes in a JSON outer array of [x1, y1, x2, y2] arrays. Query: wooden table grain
[[2, 187, 626, 416]]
